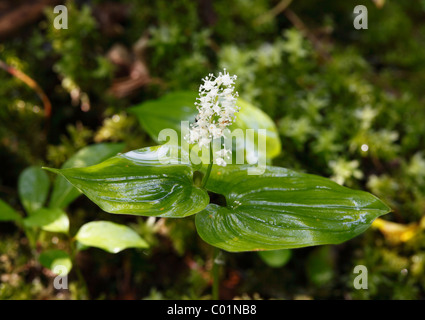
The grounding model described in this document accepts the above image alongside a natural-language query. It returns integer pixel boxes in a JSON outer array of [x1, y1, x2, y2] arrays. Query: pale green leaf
[[75, 221, 148, 253], [24, 208, 69, 234], [18, 166, 50, 214], [0, 199, 22, 222], [258, 249, 292, 268], [39, 250, 72, 276]]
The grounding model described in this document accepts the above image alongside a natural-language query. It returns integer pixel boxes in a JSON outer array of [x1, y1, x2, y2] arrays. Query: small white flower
[[215, 157, 227, 167], [198, 137, 211, 149], [188, 130, 199, 143], [212, 103, 221, 114], [215, 149, 231, 159], [185, 68, 239, 166], [209, 124, 223, 139]]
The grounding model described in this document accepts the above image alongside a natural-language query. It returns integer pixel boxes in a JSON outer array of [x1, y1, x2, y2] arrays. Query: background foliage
[[0, 0, 424, 299]]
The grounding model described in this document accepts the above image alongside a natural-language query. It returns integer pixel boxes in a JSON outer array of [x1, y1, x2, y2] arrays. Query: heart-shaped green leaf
[[195, 165, 391, 252], [18, 166, 50, 215], [129, 91, 198, 143], [75, 221, 148, 253], [23, 208, 69, 234], [39, 249, 72, 276], [228, 99, 281, 161], [129, 92, 281, 160], [44, 145, 209, 217], [0, 199, 22, 222], [49, 143, 124, 209]]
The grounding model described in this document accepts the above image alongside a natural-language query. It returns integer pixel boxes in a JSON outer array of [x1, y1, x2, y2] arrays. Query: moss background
[[0, 0, 424, 299]]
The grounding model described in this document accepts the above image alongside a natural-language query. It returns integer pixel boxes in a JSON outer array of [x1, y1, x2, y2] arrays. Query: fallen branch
[[284, 9, 330, 62], [254, 0, 293, 26], [0, 0, 62, 39], [0, 59, 52, 118]]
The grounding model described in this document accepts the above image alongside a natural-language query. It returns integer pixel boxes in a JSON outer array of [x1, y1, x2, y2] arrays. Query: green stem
[[201, 143, 220, 299], [212, 247, 220, 300], [70, 238, 89, 299], [201, 143, 214, 188], [23, 226, 39, 254]]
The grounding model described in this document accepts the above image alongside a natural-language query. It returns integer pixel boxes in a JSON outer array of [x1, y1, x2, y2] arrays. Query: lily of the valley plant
[[186, 68, 239, 167], [45, 69, 390, 254]]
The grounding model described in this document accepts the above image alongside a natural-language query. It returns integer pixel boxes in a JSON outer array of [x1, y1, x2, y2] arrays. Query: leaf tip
[[42, 167, 60, 175], [375, 197, 392, 216]]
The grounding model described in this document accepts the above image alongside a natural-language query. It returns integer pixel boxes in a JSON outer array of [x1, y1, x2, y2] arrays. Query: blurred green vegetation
[[0, 0, 424, 299]]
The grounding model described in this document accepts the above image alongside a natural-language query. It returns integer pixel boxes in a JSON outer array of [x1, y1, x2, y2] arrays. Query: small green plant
[[0, 143, 148, 296], [44, 69, 391, 299]]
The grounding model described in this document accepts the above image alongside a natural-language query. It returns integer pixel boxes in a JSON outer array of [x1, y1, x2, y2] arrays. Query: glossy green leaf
[[195, 165, 391, 252], [23, 208, 69, 234], [0, 199, 22, 222], [258, 249, 292, 268], [44, 145, 209, 217], [39, 250, 72, 276], [18, 166, 50, 214], [129, 91, 198, 143], [49, 143, 124, 209], [228, 99, 281, 160], [129, 92, 281, 160], [75, 221, 148, 253]]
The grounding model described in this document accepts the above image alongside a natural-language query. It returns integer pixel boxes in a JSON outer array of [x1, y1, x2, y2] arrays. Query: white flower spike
[[185, 69, 239, 166]]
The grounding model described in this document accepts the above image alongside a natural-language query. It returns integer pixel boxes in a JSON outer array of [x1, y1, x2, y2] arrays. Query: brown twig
[[254, 0, 330, 62], [254, 0, 293, 26], [284, 9, 330, 61], [0, 0, 62, 39], [0, 59, 52, 118]]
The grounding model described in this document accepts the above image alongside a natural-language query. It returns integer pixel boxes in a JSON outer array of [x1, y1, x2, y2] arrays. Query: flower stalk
[[201, 142, 214, 189]]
